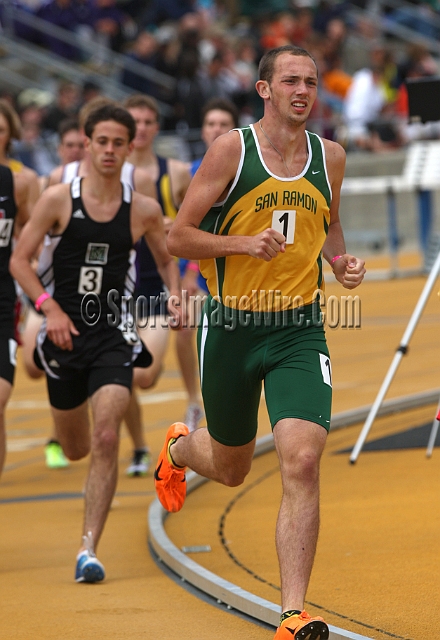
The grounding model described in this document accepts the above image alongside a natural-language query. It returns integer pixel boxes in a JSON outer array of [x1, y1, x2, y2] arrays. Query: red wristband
[[35, 292, 51, 312], [186, 262, 199, 273], [331, 255, 343, 265]]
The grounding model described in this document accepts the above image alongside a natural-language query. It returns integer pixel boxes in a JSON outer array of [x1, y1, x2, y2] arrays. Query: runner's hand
[[332, 254, 366, 289], [248, 228, 286, 261], [43, 299, 79, 350]]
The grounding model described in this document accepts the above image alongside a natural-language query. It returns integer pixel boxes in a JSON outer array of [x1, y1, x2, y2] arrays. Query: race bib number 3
[[78, 266, 103, 294], [272, 210, 296, 244]]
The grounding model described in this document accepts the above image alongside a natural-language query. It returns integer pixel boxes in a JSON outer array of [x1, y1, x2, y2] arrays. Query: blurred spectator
[[55, 118, 84, 164], [142, 0, 196, 27], [317, 18, 351, 105], [73, 0, 134, 68], [36, 114, 85, 192], [190, 96, 239, 172], [258, 9, 313, 51], [259, 11, 296, 50], [72, 0, 96, 60], [16, 87, 53, 112], [313, 0, 350, 35], [0, 99, 23, 165], [0, 99, 40, 211], [0, 92, 17, 108], [231, 37, 258, 89], [42, 80, 80, 134], [36, 0, 80, 60], [342, 42, 401, 151], [341, 15, 381, 75], [121, 30, 159, 95], [89, 0, 131, 54], [165, 13, 206, 129], [321, 51, 352, 110], [385, 1, 440, 41], [229, 37, 259, 122], [13, 104, 58, 175], [323, 17, 348, 61], [81, 80, 103, 104], [172, 46, 205, 129], [393, 43, 438, 90], [199, 50, 242, 103], [238, 0, 290, 20], [394, 48, 440, 144], [154, 24, 180, 77], [291, 7, 314, 46]]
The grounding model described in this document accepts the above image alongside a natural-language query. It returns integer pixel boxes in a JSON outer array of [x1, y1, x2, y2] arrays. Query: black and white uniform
[[0, 165, 18, 385], [35, 176, 151, 410], [61, 160, 136, 186]]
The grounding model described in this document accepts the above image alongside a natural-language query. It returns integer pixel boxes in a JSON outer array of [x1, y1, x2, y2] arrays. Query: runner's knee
[[63, 439, 90, 461], [216, 457, 252, 487], [281, 447, 321, 485], [92, 427, 119, 455]]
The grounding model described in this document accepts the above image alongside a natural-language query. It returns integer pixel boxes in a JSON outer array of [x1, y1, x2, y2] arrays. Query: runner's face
[[58, 129, 84, 164], [128, 106, 159, 150], [87, 120, 132, 176], [202, 109, 235, 148], [264, 53, 318, 125]]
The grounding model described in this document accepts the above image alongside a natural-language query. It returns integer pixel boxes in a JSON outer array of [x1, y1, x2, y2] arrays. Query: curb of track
[[148, 388, 439, 640]]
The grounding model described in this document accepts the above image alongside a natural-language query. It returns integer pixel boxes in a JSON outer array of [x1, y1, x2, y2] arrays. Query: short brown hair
[[58, 117, 80, 140], [258, 45, 317, 84], [0, 99, 21, 152], [84, 104, 136, 142], [78, 96, 116, 130], [123, 94, 160, 121], [201, 98, 239, 128]]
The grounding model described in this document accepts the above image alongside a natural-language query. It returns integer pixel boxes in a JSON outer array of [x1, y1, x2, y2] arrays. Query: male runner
[[46, 97, 157, 477], [156, 46, 366, 640], [11, 104, 181, 582], [0, 165, 30, 477], [22, 117, 86, 469], [178, 98, 240, 430], [123, 94, 203, 442]]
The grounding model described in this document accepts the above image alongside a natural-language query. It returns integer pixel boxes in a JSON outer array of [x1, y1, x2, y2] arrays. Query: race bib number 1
[[319, 353, 332, 388], [272, 209, 296, 244]]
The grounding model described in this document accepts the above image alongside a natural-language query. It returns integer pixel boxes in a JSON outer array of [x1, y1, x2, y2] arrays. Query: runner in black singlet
[[11, 104, 181, 583], [0, 164, 30, 478]]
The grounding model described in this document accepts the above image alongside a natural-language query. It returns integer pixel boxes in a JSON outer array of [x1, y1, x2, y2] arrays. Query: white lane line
[[7, 437, 48, 452], [8, 390, 188, 411]]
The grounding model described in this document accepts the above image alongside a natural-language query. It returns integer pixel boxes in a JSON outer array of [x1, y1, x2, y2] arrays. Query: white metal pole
[[426, 403, 440, 458], [350, 249, 440, 464]]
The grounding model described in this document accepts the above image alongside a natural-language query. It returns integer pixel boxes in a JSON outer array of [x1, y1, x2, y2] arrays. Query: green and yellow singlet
[[199, 125, 332, 311]]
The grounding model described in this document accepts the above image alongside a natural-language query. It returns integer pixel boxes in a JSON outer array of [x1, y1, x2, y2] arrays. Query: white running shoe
[[126, 449, 151, 477]]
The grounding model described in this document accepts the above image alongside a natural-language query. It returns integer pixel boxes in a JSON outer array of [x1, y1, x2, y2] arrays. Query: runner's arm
[[10, 187, 79, 349], [167, 132, 285, 262], [322, 140, 366, 289]]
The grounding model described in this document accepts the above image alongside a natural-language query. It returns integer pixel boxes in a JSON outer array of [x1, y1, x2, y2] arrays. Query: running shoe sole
[[75, 556, 105, 583], [154, 422, 189, 512], [276, 620, 329, 640]]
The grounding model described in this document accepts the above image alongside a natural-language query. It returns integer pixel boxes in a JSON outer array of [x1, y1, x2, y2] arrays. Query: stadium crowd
[[1, 0, 440, 166]]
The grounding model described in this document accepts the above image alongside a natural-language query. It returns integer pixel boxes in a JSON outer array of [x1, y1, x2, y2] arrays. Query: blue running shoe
[[75, 532, 105, 583]]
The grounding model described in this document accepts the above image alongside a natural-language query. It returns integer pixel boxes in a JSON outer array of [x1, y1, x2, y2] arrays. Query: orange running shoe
[[274, 611, 329, 640], [154, 422, 189, 512]]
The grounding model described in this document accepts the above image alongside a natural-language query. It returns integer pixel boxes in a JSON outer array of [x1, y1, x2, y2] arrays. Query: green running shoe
[[45, 440, 69, 469]]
